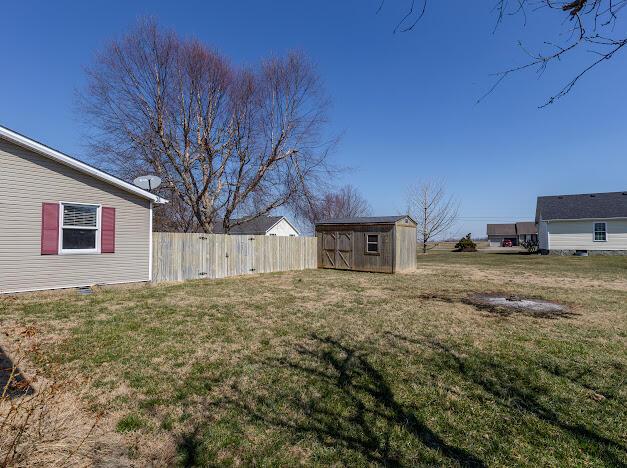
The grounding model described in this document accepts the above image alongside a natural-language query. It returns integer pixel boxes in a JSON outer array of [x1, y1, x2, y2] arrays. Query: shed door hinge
[[199, 272, 207, 276]]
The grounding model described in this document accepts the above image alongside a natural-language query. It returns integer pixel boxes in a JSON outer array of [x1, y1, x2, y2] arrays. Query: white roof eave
[[0, 126, 168, 204]]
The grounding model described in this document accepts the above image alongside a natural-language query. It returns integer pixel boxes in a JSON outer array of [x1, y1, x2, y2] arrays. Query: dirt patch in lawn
[[417, 292, 576, 320], [463, 293, 576, 319]]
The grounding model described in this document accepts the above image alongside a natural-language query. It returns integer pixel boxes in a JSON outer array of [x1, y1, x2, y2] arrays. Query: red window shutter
[[101, 207, 116, 253], [41, 203, 59, 255]]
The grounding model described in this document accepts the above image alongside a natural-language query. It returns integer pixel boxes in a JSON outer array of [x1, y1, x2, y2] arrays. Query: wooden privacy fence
[[152, 233, 317, 283]]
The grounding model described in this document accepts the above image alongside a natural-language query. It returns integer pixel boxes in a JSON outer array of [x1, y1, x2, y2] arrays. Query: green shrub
[[454, 233, 477, 252], [521, 238, 539, 253]]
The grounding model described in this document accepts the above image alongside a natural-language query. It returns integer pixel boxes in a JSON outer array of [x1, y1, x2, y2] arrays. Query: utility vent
[[77, 286, 93, 295]]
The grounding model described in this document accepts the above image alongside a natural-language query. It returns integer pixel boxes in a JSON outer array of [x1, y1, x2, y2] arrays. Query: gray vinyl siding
[[0, 139, 151, 293]]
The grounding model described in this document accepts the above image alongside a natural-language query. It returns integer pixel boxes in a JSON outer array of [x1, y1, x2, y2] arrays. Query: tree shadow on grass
[[386, 332, 627, 466], [216, 334, 485, 466], [0, 346, 34, 399]]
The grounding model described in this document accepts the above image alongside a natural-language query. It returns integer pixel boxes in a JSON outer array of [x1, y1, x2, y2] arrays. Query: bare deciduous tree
[[378, 0, 626, 106], [79, 20, 333, 233], [293, 184, 372, 230], [406, 179, 459, 253]]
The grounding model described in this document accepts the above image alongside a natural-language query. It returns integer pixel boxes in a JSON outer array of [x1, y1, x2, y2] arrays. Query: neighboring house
[[536, 191, 627, 255], [487, 223, 517, 247], [212, 215, 300, 236], [515, 222, 538, 244], [486, 222, 537, 247], [0, 125, 166, 294]]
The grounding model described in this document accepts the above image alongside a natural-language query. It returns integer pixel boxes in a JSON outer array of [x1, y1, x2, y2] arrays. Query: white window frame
[[592, 221, 608, 242], [58, 202, 101, 254], [365, 233, 380, 255]]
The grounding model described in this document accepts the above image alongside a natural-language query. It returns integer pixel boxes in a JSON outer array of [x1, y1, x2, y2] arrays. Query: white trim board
[[0, 125, 167, 204], [148, 201, 153, 281]]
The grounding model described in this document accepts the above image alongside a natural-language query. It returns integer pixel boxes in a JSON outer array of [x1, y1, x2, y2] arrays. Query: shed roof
[[536, 191, 627, 221], [515, 222, 537, 235], [486, 223, 517, 236], [0, 125, 167, 204], [316, 215, 415, 226], [212, 215, 299, 235]]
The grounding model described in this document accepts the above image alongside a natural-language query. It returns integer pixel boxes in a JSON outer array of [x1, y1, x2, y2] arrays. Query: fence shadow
[[0, 346, 34, 398]]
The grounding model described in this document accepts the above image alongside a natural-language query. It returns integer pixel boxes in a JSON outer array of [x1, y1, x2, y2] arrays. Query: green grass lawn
[[1, 252, 626, 466]]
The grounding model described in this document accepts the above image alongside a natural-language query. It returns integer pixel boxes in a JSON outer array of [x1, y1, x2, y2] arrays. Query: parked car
[[502, 239, 513, 247]]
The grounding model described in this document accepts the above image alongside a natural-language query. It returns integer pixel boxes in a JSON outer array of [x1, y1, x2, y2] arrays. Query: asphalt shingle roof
[[316, 215, 415, 225], [486, 223, 517, 236], [515, 222, 537, 235], [212, 216, 286, 235], [536, 191, 627, 221]]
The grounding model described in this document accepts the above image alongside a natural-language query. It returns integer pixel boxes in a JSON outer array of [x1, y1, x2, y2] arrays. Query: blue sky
[[1, 1, 625, 237]]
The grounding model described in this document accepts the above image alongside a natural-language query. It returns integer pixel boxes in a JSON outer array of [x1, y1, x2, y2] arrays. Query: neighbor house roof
[[0, 125, 167, 204], [316, 215, 416, 225], [515, 222, 537, 235], [486, 223, 517, 236], [536, 191, 627, 222], [212, 215, 299, 235]]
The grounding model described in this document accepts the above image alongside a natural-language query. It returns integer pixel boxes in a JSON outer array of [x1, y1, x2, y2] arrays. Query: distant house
[[515, 222, 538, 244], [487, 222, 537, 247], [212, 215, 300, 236], [536, 191, 627, 255], [0, 125, 166, 294]]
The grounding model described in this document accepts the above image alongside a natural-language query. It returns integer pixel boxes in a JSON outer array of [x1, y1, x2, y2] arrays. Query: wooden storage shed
[[315, 216, 417, 273]]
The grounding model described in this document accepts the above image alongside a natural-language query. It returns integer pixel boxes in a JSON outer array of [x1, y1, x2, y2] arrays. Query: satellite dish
[[133, 175, 162, 191]]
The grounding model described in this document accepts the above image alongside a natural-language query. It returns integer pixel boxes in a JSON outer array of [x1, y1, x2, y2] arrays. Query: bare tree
[[378, 0, 627, 105], [406, 179, 459, 253], [79, 19, 333, 233], [293, 184, 372, 230]]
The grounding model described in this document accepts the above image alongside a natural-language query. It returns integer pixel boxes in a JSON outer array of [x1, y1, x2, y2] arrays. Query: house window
[[593, 222, 607, 242], [60, 203, 100, 253], [366, 234, 379, 254]]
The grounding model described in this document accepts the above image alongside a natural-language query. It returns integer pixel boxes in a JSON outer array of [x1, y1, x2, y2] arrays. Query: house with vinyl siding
[[0, 125, 166, 294], [536, 191, 627, 255], [486, 222, 537, 247], [211, 215, 300, 236]]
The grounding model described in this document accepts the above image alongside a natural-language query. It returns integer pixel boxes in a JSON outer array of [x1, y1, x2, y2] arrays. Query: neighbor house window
[[593, 222, 607, 242], [366, 234, 379, 254], [60, 203, 100, 253]]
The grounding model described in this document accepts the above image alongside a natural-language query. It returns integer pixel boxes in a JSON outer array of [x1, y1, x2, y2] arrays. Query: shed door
[[322, 232, 337, 268], [336, 232, 352, 269], [321, 231, 353, 269]]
